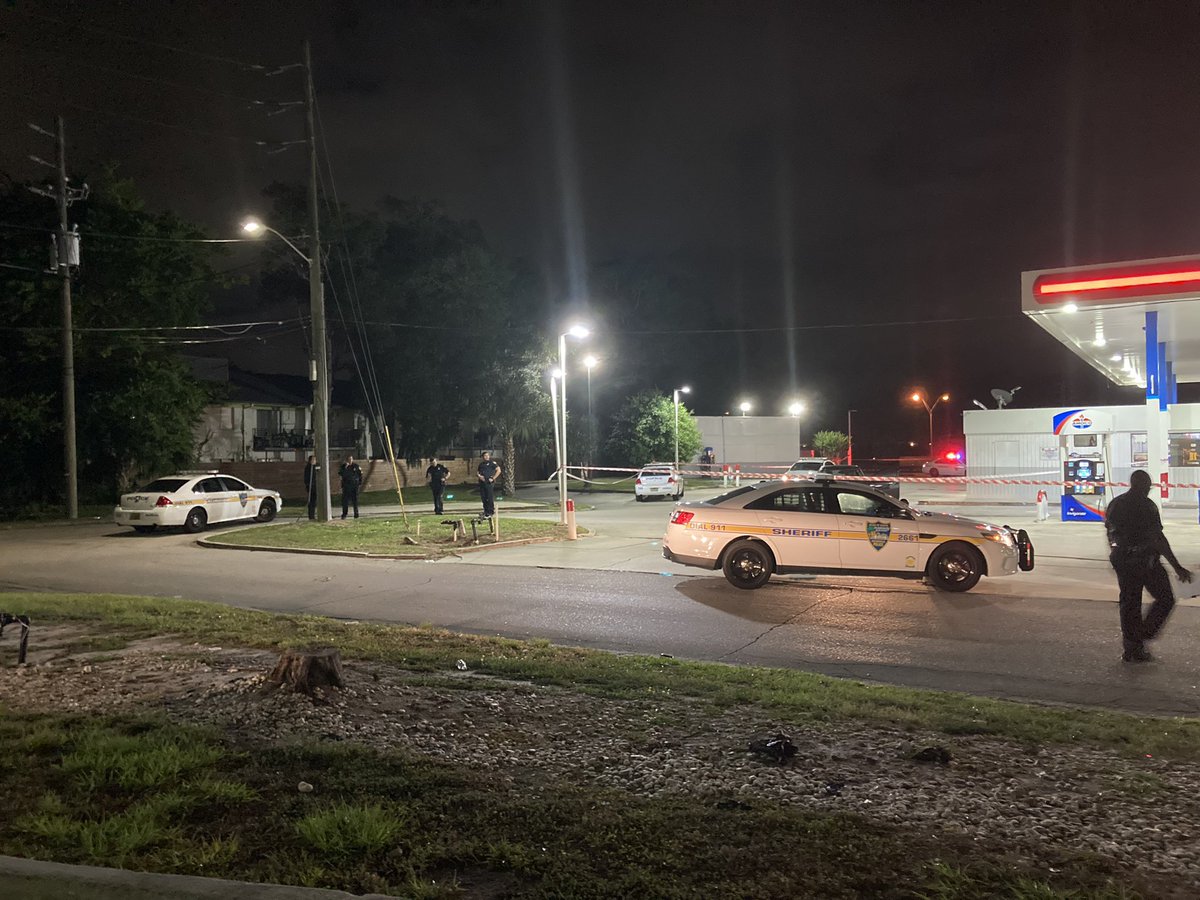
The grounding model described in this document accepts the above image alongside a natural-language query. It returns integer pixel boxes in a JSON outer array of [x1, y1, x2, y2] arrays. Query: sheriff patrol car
[[113, 472, 283, 534], [662, 478, 1033, 591]]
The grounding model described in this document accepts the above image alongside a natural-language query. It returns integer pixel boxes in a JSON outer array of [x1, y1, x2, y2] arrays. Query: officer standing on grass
[[1105, 469, 1192, 662], [477, 450, 501, 518], [339, 455, 363, 520], [426, 456, 450, 516]]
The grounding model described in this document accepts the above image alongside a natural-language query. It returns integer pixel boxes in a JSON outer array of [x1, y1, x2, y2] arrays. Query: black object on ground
[[748, 734, 797, 763]]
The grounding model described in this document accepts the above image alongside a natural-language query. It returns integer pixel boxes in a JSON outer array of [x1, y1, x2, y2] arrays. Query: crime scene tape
[[557, 465, 1200, 491]]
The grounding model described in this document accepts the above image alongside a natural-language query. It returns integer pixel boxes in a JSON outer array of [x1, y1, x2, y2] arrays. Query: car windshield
[[642, 468, 672, 475], [788, 461, 824, 471], [705, 486, 757, 505], [822, 465, 861, 476], [138, 478, 188, 493]]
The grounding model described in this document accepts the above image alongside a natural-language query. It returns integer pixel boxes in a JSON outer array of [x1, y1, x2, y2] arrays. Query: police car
[[635, 463, 685, 501], [113, 472, 283, 534], [662, 478, 1033, 591]]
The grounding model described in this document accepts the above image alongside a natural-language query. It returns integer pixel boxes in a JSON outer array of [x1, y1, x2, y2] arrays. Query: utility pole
[[303, 40, 332, 522], [56, 117, 78, 519]]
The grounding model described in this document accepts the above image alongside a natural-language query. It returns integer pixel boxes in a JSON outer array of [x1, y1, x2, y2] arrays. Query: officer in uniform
[[339, 455, 363, 519], [426, 456, 450, 516], [1105, 469, 1192, 662], [477, 450, 501, 518], [303, 454, 318, 519]]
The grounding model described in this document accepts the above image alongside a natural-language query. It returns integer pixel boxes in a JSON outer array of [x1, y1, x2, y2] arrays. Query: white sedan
[[662, 478, 1032, 591], [921, 453, 966, 477], [114, 472, 283, 534], [635, 463, 684, 501]]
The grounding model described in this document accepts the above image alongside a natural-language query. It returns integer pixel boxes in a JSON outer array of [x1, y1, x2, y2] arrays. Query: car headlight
[[979, 528, 1014, 546]]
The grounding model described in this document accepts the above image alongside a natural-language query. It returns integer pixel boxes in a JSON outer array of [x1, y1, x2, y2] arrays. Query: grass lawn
[[207, 515, 570, 556], [343, 485, 552, 508], [0, 591, 1180, 898]]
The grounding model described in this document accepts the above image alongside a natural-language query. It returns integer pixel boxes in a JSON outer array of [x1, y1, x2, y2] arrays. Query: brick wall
[[223, 456, 481, 501]]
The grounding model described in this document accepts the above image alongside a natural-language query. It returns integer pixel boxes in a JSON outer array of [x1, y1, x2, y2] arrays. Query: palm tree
[[481, 348, 554, 496]]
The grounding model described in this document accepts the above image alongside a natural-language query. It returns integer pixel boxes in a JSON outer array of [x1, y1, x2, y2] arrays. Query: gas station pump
[[1053, 408, 1113, 521]]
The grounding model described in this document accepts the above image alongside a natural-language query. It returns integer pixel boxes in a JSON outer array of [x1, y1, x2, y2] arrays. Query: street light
[[557, 324, 590, 524], [910, 391, 950, 455], [787, 401, 804, 458], [583, 355, 598, 472], [241, 215, 331, 523], [739, 401, 752, 417], [673, 386, 691, 471]]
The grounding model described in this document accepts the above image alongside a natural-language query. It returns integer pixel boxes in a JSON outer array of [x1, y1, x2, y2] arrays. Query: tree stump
[[268, 648, 345, 694]]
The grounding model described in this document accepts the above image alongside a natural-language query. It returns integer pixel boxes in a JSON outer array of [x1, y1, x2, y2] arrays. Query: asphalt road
[[3, 484, 1200, 717]]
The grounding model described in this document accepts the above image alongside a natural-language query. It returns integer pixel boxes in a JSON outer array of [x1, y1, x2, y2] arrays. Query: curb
[[0, 854, 392, 899], [198, 533, 574, 559]]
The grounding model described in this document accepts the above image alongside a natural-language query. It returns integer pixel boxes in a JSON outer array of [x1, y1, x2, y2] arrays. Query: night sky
[[4, 0, 1200, 453]]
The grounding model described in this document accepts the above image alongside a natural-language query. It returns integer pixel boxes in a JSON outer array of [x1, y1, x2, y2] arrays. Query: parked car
[[113, 472, 283, 533], [922, 453, 966, 477], [780, 458, 832, 481], [635, 463, 684, 501], [813, 464, 901, 498], [662, 479, 1033, 592]]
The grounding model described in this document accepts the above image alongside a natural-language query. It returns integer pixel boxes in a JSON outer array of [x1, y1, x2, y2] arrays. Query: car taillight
[[670, 510, 694, 525], [155, 496, 172, 507], [667, 476, 675, 483], [635, 478, 642, 485]]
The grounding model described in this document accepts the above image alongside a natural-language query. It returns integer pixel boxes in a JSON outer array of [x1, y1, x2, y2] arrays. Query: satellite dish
[[990, 386, 1022, 409], [972, 399, 987, 410]]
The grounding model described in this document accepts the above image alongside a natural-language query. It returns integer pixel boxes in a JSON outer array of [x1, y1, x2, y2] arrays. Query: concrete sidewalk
[[0, 855, 389, 900]]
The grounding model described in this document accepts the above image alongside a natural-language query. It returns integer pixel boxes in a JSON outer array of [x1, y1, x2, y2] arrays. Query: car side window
[[747, 488, 828, 513], [200, 478, 226, 493], [834, 491, 897, 517], [220, 477, 248, 492]]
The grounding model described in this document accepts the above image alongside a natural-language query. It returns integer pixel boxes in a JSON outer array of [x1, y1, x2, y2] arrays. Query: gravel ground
[[3, 630, 1199, 892]]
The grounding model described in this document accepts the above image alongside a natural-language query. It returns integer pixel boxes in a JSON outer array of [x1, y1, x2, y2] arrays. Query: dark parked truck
[[813, 464, 901, 499]]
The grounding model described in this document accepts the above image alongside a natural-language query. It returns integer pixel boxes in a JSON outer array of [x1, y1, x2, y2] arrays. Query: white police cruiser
[[113, 471, 283, 534], [662, 478, 1032, 591]]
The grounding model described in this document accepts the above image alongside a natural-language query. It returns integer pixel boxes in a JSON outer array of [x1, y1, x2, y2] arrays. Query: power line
[[0, 221, 307, 245], [3, 39, 272, 105], [3, 8, 280, 71], [0, 316, 306, 334]]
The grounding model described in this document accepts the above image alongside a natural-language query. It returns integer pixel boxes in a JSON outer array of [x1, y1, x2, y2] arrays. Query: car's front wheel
[[926, 542, 983, 592], [927, 468, 940, 477], [722, 540, 774, 590], [183, 508, 207, 534], [256, 498, 277, 522]]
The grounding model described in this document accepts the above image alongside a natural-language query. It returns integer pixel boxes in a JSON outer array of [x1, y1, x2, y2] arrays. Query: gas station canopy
[[1022, 254, 1200, 389]]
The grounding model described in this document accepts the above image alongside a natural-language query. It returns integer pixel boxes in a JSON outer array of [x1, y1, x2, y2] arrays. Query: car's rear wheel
[[722, 540, 774, 590], [132, 525, 157, 534], [635, 494, 646, 502], [256, 497, 277, 522], [927, 542, 983, 592], [183, 508, 207, 534]]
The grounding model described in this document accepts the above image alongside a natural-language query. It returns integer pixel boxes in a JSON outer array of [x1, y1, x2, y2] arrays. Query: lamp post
[[673, 386, 691, 471], [847, 409, 857, 465], [788, 401, 804, 458], [558, 324, 590, 524], [910, 391, 949, 455], [241, 216, 331, 522], [739, 401, 752, 417], [584, 355, 598, 471]]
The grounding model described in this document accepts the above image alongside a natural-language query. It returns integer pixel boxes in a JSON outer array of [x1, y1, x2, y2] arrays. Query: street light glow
[[567, 324, 590, 339], [739, 401, 751, 415], [240, 218, 264, 234], [680, 385, 691, 394], [940, 393, 950, 401], [788, 401, 804, 416], [583, 354, 598, 370], [550, 368, 563, 379], [910, 392, 922, 403]]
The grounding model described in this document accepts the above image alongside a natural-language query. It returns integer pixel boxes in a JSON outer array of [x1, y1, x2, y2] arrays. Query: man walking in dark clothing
[[477, 451, 501, 518], [339, 455, 363, 520], [426, 457, 450, 515], [1106, 469, 1192, 662], [303, 454, 318, 520]]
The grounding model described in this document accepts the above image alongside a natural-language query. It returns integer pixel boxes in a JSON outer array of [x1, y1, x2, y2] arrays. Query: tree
[[480, 343, 554, 494], [813, 430, 850, 462], [0, 173, 217, 513], [604, 391, 702, 469]]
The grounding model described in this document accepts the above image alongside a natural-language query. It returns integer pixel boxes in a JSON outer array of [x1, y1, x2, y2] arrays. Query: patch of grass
[[297, 802, 406, 856], [346, 485, 552, 508], [63, 726, 222, 791], [5, 592, 1200, 764], [0, 714, 1151, 898], [206, 515, 570, 556]]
